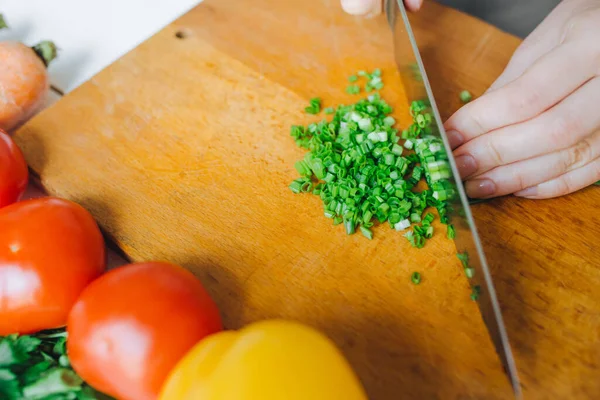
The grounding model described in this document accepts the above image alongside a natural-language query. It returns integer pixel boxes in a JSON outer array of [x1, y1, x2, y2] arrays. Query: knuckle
[[514, 170, 528, 191], [562, 12, 600, 74], [512, 85, 543, 118], [465, 107, 487, 135], [486, 138, 505, 166], [566, 139, 593, 170], [546, 177, 571, 199], [547, 114, 582, 148]]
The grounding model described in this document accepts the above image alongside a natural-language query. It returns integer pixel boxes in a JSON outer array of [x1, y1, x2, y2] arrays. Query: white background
[[1, 0, 200, 92]]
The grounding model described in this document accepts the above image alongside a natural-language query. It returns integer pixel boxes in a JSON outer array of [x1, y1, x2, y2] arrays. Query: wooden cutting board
[[13, 0, 600, 399]]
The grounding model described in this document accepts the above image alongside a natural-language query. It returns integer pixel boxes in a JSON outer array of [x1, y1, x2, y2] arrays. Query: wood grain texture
[[13, 1, 600, 399]]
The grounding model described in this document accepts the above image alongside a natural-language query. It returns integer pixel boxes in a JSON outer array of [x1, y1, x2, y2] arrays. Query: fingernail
[[405, 0, 423, 12], [466, 179, 496, 198], [341, 0, 378, 15], [515, 186, 537, 197], [454, 154, 477, 178], [446, 130, 464, 149]]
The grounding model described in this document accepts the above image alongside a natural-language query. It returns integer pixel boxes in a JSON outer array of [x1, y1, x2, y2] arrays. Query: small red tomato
[[67, 262, 223, 400], [0, 128, 28, 208], [0, 197, 106, 335]]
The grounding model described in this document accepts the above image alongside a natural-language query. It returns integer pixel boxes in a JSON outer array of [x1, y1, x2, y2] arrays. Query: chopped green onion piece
[[405, 230, 425, 248], [346, 85, 360, 95], [305, 97, 322, 114], [470, 285, 481, 301], [360, 226, 373, 240], [457, 252, 469, 268], [447, 224, 456, 239], [289, 72, 454, 245], [358, 118, 373, 132], [348, 75, 358, 82], [411, 271, 421, 285], [424, 225, 434, 238], [410, 213, 421, 223], [295, 160, 311, 176], [384, 153, 395, 166], [395, 219, 411, 231], [423, 212, 434, 222], [289, 180, 303, 194], [391, 144, 403, 156], [344, 217, 356, 235], [459, 90, 473, 103], [465, 267, 475, 279]]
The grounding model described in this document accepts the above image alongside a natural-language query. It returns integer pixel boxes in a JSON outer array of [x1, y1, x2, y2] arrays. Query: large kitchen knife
[[383, 0, 521, 397]]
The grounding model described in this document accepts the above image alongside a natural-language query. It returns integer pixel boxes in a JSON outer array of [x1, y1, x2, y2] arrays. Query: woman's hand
[[341, 0, 423, 16], [342, 0, 600, 199], [447, 0, 600, 199]]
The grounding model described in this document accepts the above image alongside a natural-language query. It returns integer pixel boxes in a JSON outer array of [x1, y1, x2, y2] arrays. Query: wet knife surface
[[383, 0, 521, 397]]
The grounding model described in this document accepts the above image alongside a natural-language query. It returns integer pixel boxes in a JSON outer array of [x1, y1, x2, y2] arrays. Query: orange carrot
[[0, 40, 57, 132]]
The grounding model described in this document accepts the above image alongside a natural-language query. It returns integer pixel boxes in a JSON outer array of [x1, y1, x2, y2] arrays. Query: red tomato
[[0, 197, 105, 335], [0, 128, 28, 208], [67, 262, 223, 400]]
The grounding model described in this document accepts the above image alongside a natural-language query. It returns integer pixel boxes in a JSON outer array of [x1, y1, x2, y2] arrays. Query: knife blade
[[383, 0, 521, 397]]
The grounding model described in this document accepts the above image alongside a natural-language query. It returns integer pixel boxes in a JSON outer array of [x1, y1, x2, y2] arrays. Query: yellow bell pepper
[[159, 319, 368, 400]]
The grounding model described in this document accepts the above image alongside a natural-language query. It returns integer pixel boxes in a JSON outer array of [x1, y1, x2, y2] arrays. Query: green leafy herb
[[289, 70, 479, 298], [345, 85, 360, 95], [289, 71, 455, 244], [459, 90, 472, 103], [470, 285, 481, 301], [447, 224, 455, 239], [0, 15, 7, 30], [0, 329, 112, 399], [411, 271, 422, 285], [360, 226, 373, 240], [457, 251, 475, 279], [456, 252, 469, 268], [465, 267, 475, 279], [305, 97, 322, 114]]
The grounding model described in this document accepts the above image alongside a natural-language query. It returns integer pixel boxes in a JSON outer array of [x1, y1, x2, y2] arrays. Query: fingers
[[445, 42, 596, 149], [465, 129, 600, 198], [340, 0, 422, 16], [341, 0, 381, 16], [404, 0, 423, 12], [487, 0, 585, 91], [453, 76, 600, 179], [514, 157, 600, 199]]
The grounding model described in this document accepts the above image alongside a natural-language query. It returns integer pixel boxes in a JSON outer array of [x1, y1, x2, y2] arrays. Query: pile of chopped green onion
[[288, 71, 487, 299], [289, 70, 457, 248]]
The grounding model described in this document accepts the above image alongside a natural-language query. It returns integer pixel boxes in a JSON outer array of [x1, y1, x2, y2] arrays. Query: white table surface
[[3, 0, 201, 267], [1, 0, 200, 92]]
